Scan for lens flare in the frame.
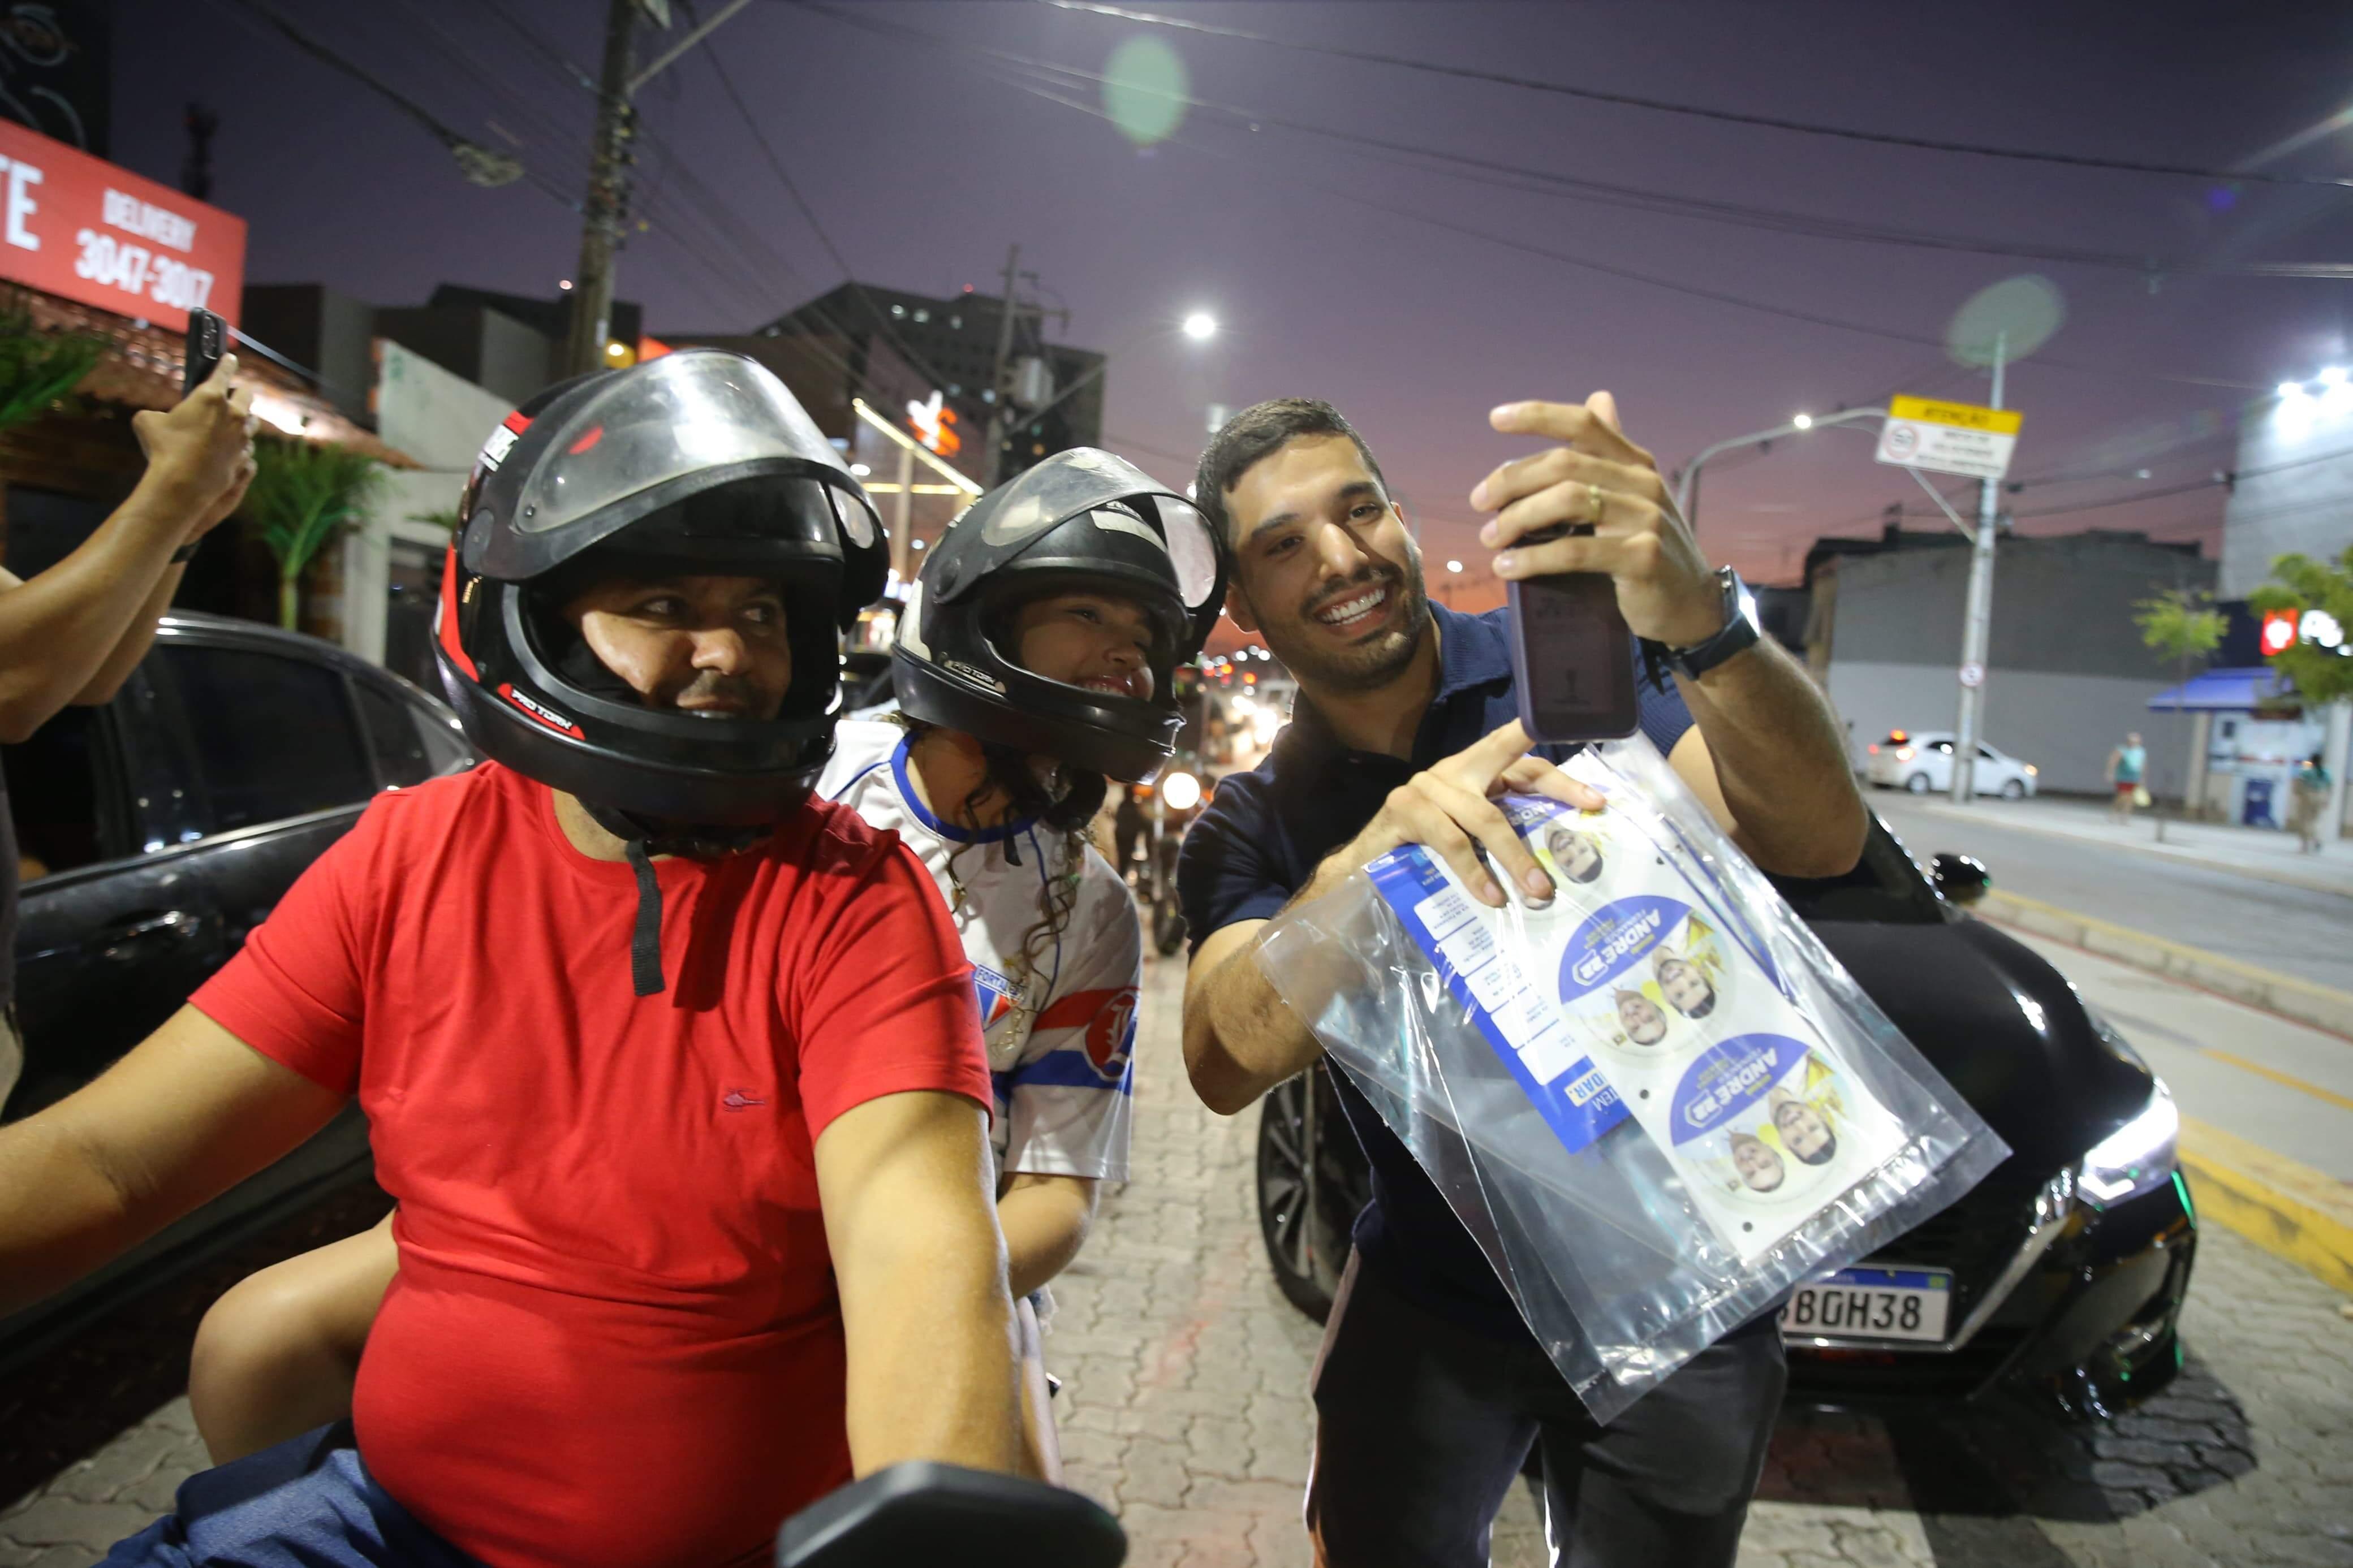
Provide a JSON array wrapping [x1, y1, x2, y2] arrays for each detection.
[[1103, 36, 1189, 147]]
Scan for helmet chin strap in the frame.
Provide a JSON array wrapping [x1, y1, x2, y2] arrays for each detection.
[[578, 798, 770, 998]]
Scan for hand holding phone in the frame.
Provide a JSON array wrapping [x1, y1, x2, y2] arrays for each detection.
[[183, 306, 226, 396], [1507, 527, 1638, 744]]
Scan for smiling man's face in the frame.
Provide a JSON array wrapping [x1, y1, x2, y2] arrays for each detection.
[[1221, 434, 1430, 693], [564, 573, 792, 720]]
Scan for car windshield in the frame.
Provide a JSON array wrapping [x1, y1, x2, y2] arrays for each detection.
[[1766, 816, 1946, 926]]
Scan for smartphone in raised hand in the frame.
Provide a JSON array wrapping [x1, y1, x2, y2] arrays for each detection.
[[182, 306, 225, 396], [1507, 525, 1638, 744]]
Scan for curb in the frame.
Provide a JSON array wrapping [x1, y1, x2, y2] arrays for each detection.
[[2178, 1117, 2353, 1295], [1979, 889, 2353, 1043]]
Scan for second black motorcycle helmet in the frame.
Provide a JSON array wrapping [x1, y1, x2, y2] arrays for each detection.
[[893, 447, 1223, 782], [435, 349, 888, 828]]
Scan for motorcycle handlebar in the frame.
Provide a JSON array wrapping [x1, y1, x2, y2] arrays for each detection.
[[777, 1462, 1126, 1568]]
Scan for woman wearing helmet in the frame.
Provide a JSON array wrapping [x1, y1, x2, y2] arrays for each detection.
[[141, 355, 1027, 1566], [816, 448, 1223, 1471]]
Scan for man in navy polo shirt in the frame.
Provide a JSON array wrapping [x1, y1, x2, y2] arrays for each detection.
[[1176, 395, 1866, 1568]]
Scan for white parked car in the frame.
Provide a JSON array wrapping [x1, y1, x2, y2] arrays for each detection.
[[1864, 730, 2039, 797]]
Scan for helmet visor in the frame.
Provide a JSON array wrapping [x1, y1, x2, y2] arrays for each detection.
[[513, 352, 875, 548], [976, 449, 1219, 610]]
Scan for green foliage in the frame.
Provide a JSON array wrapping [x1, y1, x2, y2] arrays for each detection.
[[2249, 545, 2353, 707], [243, 437, 388, 630], [0, 304, 106, 436], [406, 506, 462, 533], [2133, 587, 2225, 667]]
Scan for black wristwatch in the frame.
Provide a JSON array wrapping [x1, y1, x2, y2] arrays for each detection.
[[1663, 566, 1760, 680]]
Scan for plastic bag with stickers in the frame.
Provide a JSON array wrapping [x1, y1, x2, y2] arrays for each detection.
[[1255, 733, 2009, 1423]]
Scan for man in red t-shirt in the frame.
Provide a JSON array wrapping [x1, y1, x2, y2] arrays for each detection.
[[0, 355, 1023, 1568]]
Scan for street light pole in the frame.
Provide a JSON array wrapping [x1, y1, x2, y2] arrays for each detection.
[[1949, 332, 2007, 805], [1672, 408, 1883, 532]]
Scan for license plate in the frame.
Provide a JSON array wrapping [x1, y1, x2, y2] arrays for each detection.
[[1781, 1265, 1951, 1343]]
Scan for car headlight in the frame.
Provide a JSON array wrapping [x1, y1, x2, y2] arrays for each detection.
[[1161, 770, 1203, 812], [2077, 1082, 2179, 1210]]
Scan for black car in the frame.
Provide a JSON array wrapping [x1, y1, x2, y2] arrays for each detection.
[[0, 612, 472, 1370], [1254, 816, 2196, 1419]]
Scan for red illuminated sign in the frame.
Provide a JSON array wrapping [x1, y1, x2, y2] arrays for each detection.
[[0, 119, 245, 330], [2260, 610, 2299, 657]]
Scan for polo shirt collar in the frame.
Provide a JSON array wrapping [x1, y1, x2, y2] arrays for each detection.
[[1277, 601, 1512, 769]]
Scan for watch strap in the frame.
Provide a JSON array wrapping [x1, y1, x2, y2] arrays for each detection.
[[1665, 567, 1759, 680]]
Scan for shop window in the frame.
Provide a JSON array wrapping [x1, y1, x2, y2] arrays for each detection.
[[146, 646, 374, 832]]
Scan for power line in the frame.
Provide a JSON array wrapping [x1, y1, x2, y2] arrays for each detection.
[[899, 15, 2349, 283], [1037, 0, 2353, 192], [804, 3, 2261, 396]]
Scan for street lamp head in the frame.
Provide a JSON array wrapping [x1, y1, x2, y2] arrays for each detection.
[[1792, 413, 1813, 430], [1445, 559, 1463, 573], [1181, 312, 1218, 342], [2279, 380, 2308, 399], [2323, 366, 2349, 386]]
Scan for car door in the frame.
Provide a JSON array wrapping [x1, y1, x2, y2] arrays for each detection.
[[3, 688, 227, 1120], [134, 633, 380, 960]]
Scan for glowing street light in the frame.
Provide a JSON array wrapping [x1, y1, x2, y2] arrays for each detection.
[[1445, 559, 1463, 573], [2279, 381, 2308, 399], [1792, 413, 1814, 430], [2323, 366, 2348, 386], [1182, 312, 1218, 341]]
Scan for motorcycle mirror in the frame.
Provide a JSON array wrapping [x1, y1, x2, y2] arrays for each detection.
[[777, 1462, 1126, 1568], [1931, 852, 1991, 906]]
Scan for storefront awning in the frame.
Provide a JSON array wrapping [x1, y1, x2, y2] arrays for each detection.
[[2145, 667, 2292, 712]]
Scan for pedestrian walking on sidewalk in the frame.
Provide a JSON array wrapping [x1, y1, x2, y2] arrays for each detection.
[[2288, 751, 2332, 853], [2108, 731, 2149, 824], [1176, 396, 1867, 1568]]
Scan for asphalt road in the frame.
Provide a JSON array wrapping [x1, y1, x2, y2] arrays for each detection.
[[1867, 794, 2353, 996]]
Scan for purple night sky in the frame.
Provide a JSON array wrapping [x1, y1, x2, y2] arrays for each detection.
[[113, 1, 2353, 593]]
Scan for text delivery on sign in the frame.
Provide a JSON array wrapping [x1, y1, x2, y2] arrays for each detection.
[[0, 118, 245, 331]]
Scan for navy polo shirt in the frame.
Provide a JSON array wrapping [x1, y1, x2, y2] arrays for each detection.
[[1177, 601, 1692, 1336]]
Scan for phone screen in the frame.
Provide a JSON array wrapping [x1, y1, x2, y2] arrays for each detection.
[[1509, 571, 1638, 743]]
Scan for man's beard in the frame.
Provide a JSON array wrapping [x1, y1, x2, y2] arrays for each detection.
[[1249, 554, 1433, 695]]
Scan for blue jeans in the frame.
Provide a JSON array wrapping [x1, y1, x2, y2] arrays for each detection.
[[97, 1422, 479, 1568]]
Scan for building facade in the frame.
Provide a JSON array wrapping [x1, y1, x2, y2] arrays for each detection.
[[1817, 531, 2213, 796], [2221, 380, 2353, 599]]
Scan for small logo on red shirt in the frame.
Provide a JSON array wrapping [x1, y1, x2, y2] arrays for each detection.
[[721, 1090, 766, 1111]]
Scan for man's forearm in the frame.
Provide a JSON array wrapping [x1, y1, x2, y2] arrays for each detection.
[[1673, 638, 1867, 878], [1183, 922, 1327, 1116], [842, 1230, 1021, 1475], [0, 1117, 146, 1315], [72, 559, 187, 706], [0, 477, 197, 738]]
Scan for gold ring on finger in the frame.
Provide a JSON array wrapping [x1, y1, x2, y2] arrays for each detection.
[[1588, 481, 1605, 523]]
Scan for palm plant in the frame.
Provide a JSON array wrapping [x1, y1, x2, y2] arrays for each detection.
[[0, 303, 105, 437], [244, 436, 387, 630]]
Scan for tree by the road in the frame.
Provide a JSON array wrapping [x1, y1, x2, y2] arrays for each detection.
[[243, 437, 387, 632]]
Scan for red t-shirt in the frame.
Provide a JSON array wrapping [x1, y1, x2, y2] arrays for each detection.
[[191, 762, 989, 1568]]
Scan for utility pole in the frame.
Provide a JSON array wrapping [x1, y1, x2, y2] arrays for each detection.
[[982, 244, 1023, 485], [563, 0, 641, 379], [1949, 331, 2006, 805]]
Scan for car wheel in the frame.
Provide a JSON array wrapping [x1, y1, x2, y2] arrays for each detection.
[[2001, 778, 2026, 799], [1256, 1066, 1368, 1323], [1906, 772, 1932, 793]]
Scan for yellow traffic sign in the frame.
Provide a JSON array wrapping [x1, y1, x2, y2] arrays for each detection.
[[1876, 395, 2024, 481]]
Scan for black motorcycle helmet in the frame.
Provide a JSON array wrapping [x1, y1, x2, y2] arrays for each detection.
[[434, 349, 887, 830], [893, 448, 1223, 783]]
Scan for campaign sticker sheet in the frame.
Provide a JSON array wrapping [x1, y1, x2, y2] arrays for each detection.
[[1367, 781, 1906, 1262]]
